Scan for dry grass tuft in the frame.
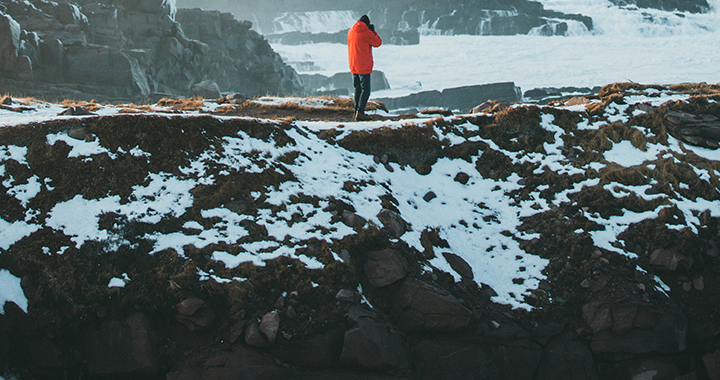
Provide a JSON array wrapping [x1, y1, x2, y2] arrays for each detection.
[[156, 97, 205, 111]]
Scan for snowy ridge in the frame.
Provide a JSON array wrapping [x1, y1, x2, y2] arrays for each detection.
[[1, 85, 719, 314]]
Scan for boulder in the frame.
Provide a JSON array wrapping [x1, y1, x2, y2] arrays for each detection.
[[442, 252, 474, 280], [535, 334, 598, 380], [166, 346, 294, 380], [649, 247, 686, 272], [340, 313, 409, 371], [83, 313, 162, 375], [377, 208, 411, 238], [341, 210, 367, 229], [175, 298, 216, 331], [412, 339, 543, 380], [364, 249, 410, 287], [336, 289, 359, 303], [259, 311, 280, 345], [244, 321, 269, 348], [582, 298, 687, 353], [390, 278, 471, 332], [704, 350, 720, 380], [665, 109, 720, 149], [270, 325, 345, 368], [190, 79, 221, 99], [378, 82, 522, 113]]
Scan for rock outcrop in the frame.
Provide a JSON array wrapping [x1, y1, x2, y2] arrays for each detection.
[[378, 82, 523, 112], [184, 0, 594, 41], [0, 0, 303, 102]]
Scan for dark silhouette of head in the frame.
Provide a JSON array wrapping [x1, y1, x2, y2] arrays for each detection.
[[359, 15, 370, 26]]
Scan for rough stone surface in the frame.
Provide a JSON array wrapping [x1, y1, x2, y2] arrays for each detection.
[[582, 298, 687, 353], [244, 321, 269, 348], [259, 311, 280, 345], [190, 80, 222, 99], [364, 249, 410, 287], [340, 315, 409, 371], [379, 82, 522, 113], [83, 313, 161, 375], [390, 278, 471, 332], [341, 210, 367, 229], [704, 350, 720, 380], [535, 335, 598, 380], [271, 325, 345, 368], [377, 208, 411, 238], [442, 252, 474, 279], [649, 247, 686, 272], [0, 2, 303, 102]]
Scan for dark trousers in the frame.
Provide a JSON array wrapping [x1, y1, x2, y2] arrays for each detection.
[[353, 73, 371, 113]]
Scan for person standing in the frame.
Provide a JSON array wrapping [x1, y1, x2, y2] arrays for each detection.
[[347, 15, 382, 121]]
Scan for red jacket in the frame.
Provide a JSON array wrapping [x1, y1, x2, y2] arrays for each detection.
[[347, 21, 382, 75]]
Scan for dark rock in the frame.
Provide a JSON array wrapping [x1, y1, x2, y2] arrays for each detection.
[[0, 95, 11, 105], [0, 329, 7, 368], [649, 247, 686, 272], [341, 210, 367, 228], [259, 311, 280, 345], [413, 339, 543, 380], [707, 239, 719, 257], [665, 109, 720, 149], [176, 303, 216, 331], [582, 298, 687, 353], [378, 82, 522, 113], [61, 106, 95, 116], [340, 314, 409, 371], [453, 171, 470, 184], [228, 320, 246, 343], [442, 252, 474, 279], [166, 345, 294, 380], [244, 321, 269, 348], [390, 278, 471, 332], [190, 79, 221, 99], [364, 249, 410, 287], [704, 350, 720, 380], [271, 325, 345, 368], [286, 305, 297, 318], [67, 126, 92, 141], [377, 208, 411, 238], [1, 2, 303, 103], [629, 359, 678, 380], [83, 313, 161, 375], [336, 289, 358, 303], [423, 191, 436, 202], [535, 334, 598, 380], [177, 297, 205, 316]]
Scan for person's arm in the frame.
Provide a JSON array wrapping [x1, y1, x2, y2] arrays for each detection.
[[367, 26, 382, 47]]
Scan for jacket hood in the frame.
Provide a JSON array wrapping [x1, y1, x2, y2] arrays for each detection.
[[351, 20, 370, 33]]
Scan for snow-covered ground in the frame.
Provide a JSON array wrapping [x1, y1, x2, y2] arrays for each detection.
[[272, 0, 720, 98], [2, 87, 720, 312]]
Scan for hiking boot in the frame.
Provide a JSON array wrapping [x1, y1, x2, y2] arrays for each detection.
[[354, 111, 372, 121]]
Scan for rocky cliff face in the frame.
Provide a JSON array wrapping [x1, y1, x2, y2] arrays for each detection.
[[0, 0, 303, 102]]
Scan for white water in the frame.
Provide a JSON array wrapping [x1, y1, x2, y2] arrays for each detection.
[[271, 10, 359, 34], [271, 1, 720, 97]]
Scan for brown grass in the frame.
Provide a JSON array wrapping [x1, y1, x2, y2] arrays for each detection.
[[156, 97, 206, 111]]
